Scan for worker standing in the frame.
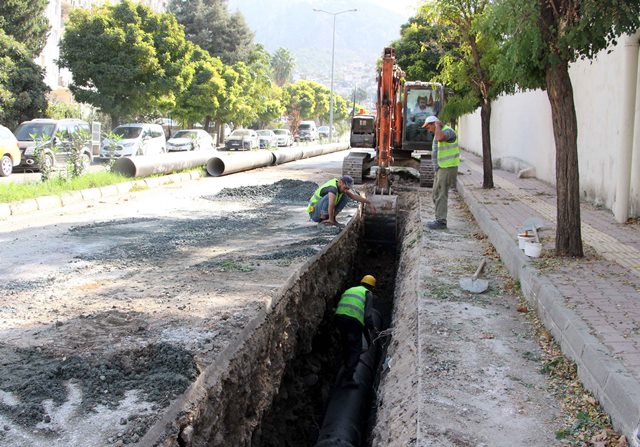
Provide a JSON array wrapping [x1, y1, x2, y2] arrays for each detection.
[[335, 275, 377, 388], [307, 175, 376, 226], [422, 116, 459, 230]]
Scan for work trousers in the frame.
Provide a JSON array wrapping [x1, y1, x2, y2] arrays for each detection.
[[432, 166, 458, 222], [335, 314, 363, 380], [309, 193, 349, 222]]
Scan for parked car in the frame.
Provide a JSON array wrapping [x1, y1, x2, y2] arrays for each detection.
[[318, 125, 337, 139], [256, 130, 276, 149], [0, 124, 20, 177], [101, 123, 166, 158], [272, 129, 294, 147], [167, 129, 214, 152], [224, 129, 259, 151], [14, 118, 93, 171], [296, 121, 318, 141]]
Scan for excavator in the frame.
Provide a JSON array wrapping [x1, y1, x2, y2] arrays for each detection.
[[344, 47, 444, 245]]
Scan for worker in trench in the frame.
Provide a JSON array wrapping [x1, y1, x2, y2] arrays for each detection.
[[334, 275, 379, 388], [307, 175, 376, 226]]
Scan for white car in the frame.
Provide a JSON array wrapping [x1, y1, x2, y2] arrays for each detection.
[[224, 129, 259, 151], [101, 123, 166, 158], [167, 129, 214, 152], [272, 129, 294, 147], [257, 130, 276, 149]]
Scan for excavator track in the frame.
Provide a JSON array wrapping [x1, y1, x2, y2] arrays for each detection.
[[364, 194, 397, 246], [419, 154, 435, 188], [342, 152, 373, 185]]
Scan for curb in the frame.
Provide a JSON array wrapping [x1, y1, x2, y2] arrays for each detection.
[[457, 177, 640, 442], [0, 170, 203, 219]]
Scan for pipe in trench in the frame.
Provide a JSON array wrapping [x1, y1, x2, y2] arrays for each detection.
[[112, 150, 220, 178], [314, 309, 384, 447]]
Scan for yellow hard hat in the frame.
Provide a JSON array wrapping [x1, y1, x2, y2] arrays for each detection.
[[361, 275, 376, 287]]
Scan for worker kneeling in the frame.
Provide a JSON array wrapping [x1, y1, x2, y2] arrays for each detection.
[[307, 175, 375, 226], [335, 275, 377, 388]]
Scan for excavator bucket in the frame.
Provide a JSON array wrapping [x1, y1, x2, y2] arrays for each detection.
[[364, 194, 398, 246]]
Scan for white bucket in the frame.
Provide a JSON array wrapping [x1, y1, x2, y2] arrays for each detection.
[[518, 234, 535, 249], [524, 241, 542, 258]]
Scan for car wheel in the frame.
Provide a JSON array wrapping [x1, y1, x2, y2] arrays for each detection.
[[81, 153, 91, 171], [0, 154, 13, 177], [43, 153, 55, 170]]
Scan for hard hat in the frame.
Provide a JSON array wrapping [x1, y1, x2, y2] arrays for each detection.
[[361, 275, 376, 287]]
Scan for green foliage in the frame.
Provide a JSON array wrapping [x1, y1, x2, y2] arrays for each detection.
[[47, 100, 82, 120], [58, 0, 193, 125], [101, 131, 122, 172], [282, 81, 318, 121], [31, 134, 54, 182], [271, 47, 295, 87], [489, 0, 640, 90], [390, 13, 452, 82], [0, 0, 49, 55], [169, 0, 254, 65], [0, 171, 130, 203], [172, 45, 226, 127], [66, 129, 91, 179], [0, 30, 49, 129]]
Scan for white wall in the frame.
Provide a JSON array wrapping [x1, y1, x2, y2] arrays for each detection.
[[458, 33, 640, 217]]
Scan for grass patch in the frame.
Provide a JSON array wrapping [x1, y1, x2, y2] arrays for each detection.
[[0, 172, 130, 203]]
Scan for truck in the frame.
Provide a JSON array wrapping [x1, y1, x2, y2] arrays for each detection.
[[344, 47, 445, 244]]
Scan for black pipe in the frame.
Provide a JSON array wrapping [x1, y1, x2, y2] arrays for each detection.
[[314, 310, 383, 447]]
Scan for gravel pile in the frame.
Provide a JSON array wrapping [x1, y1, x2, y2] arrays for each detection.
[[208, 179, 319, 204]]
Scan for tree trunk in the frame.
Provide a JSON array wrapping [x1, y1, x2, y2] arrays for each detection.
[[545, 62, 584, 257], [480, 100, 494, 189]]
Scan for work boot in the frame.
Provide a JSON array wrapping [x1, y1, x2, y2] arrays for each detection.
[[427, 219, 447, 230]]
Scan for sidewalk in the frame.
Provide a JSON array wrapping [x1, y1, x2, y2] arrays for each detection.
[[456, 150, 640, 444]]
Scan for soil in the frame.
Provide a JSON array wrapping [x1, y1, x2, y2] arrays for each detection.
[[0, 151, 571, 446]]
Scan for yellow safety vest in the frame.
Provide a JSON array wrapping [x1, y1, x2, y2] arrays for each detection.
[[436, 125, 460, 168], [335, 285, 367, 326], [307, 178, 344, 214]]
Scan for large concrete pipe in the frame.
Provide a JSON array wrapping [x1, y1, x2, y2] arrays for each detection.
[[206, 151, 276, 176], [112, 150, 220, 178], [314, 309, 383, 447], [273, 147, 304, 165]]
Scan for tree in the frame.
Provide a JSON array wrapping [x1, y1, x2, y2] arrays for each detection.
[[0, 0, 49, 55], [0, 30, 49, 129], [423, 0, 503, 189], [390, 13, 451, 82], [172, 46, 226, 128], [168, 0, 254, 65], [491, 0, 640, 257], [59, 0, 193, 125], [270, 47, 295, 87], [282, 81, 317, 130]]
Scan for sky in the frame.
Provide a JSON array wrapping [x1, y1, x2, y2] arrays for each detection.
[[369, 0, 422, 19]]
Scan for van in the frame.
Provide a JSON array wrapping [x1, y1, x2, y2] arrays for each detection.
[[297, 121, 318, 141], [14, 118, 94, 171], [100, 123, 166, 158]]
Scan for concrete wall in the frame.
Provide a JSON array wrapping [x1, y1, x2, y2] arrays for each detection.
[[458, 32, 640, 218]]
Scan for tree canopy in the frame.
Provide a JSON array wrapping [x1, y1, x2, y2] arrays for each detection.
[[490, 0, 640, 256], [58, 0, 193, 125], [270, 47, 296, 87], [168, 0, 254, 65], [0, 0, 49, 55], [0, 30, 49, 129]]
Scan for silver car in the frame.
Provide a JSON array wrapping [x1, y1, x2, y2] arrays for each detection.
[[224, 129, 259, 151], [272, 129, 294, 147], [167, 129, 214, 151]]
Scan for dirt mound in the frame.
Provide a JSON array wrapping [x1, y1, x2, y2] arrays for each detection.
[[209, 179, 319, 204]]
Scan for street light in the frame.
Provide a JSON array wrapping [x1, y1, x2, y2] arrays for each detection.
[[313, 8, 357, 142]]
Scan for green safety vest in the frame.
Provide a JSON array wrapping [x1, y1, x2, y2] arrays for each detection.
[[307, 178, 344, 214], [335, 285, 368, 326], [436, 125, 460, 168]]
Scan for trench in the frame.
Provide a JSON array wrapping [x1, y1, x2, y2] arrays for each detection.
[[250, 195, 411, 447], [143, 189, 417, 447]]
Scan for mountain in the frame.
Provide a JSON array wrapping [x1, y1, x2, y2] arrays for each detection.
[[227, 0, 412, 106]]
